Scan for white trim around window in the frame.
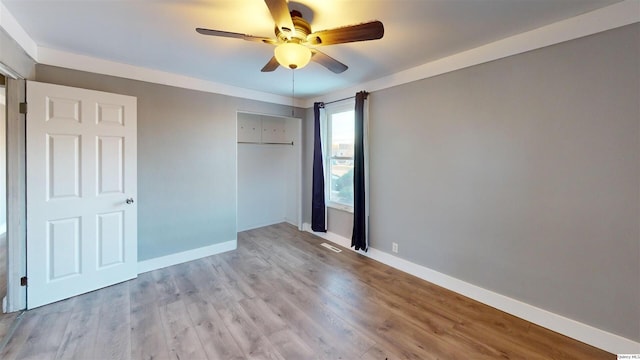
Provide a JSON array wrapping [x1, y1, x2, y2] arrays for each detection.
[[324, 99, 355, 213]]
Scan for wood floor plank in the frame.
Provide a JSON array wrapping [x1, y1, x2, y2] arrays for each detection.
[[54, 308, 100, 360], [14, 310, 71, 360], [168, 261, 201, 297], [130, 303, 171, 360], [185, 259, 238, 305], [359, 343, 406, 360], [183, 292, 246, 360], [266, 329, 316, 360], [93, 282, 131, 360], [219, 251, 374, 359], [284, 225, 595, 359], [247, 234, 471, 359], [53, 288, 103, 359], [216, 302, 285, 360], [0, 223, 614, 359], [259, 268, 377, 357], [238, 296, 288, 335], [251, 224, 612, 359], [1, 312, 38, 360], [236, 295, 321, 359], [158, 299, 208, 360], [258, 288, 358, 360], [212, 255, 258, 302], [129, 270, 173, 360], [0, 312, 19, 346], [129, 271, 160, 307], [151, 267, 181, 305]]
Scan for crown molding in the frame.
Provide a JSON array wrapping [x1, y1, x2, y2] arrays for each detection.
[[36, 47, 305, 107], [0, 1, 637, 107], [0, 1, 37, 60], [303, 0, 640, 107]]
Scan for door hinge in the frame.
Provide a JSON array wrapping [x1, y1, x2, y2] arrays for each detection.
[[19, 102, 27, 114], [20, 276, 27, 286]]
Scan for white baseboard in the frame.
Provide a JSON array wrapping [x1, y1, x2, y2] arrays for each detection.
[[302, 223, 640, 354], [137, 239, 237, 274], [239, 219, 287, 233], [239, 219, 301, 233]]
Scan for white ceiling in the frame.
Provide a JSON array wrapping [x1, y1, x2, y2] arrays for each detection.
[[1, 0, 623, 99]]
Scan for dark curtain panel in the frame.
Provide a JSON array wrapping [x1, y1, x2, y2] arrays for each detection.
[[351, 91, 368, 251], [311, 102, 327, 232]]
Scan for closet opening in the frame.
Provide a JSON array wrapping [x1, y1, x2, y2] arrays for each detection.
[[236, 112, 302, 232]]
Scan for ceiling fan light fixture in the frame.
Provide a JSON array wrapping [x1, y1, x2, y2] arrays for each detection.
[[274, 42, 311, 70]]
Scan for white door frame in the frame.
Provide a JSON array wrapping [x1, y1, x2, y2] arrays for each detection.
[[1, 62, 27, 313]]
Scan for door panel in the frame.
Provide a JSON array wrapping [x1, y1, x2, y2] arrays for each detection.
[[47, 134, 81, 199], [97, 211, 125, 268], [46, 96, 81, 125], [26, 80, 137, 309], [97, 136, 124, 195], [96, 103, 125, 126], [47, 217, 81, 280]]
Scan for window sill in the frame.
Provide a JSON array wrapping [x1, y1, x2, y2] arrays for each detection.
[[327, 202, 353, 214]]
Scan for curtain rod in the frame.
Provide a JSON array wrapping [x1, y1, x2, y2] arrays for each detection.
[[321, 91, 369, 106], [322, 96, 354, 105]]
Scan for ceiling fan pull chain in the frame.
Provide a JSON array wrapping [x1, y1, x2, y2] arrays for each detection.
[[291, 69, 295, 117]]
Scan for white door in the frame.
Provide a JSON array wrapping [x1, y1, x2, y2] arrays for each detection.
[[26, 81, 137, 309]]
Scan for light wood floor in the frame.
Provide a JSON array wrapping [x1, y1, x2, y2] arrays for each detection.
[[0, 223, 612, 359]]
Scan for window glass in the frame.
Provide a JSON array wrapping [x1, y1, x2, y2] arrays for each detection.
[[327, 108, 354, 209]]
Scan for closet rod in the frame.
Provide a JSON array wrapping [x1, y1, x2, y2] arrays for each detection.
[[237, 141, 294, 146]]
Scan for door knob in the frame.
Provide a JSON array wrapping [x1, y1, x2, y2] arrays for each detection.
[[126, 198, 135, 204]]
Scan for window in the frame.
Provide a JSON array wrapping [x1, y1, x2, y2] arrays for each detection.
[[325, 102, 355, 211]]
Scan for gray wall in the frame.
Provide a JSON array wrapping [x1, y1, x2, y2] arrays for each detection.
[[326, 209, 353, 239], [36, 65, 303, 261], [304, 24, 640, 341]]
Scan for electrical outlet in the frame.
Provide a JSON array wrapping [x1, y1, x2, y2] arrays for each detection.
[[392, 242, 398, 253]]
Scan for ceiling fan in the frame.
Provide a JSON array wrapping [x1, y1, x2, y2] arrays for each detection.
[[196, 0, 384, 73]]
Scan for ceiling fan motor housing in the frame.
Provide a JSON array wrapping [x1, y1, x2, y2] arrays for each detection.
[[276, 10, 312, 42]]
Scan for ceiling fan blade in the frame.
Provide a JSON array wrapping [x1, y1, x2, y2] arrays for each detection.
[[264, 0, 295, 37], [261, 56, 280, 72], [307, 21, 384, 46], [196, 28, 275, 44], [311, 49, 348, 74]]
